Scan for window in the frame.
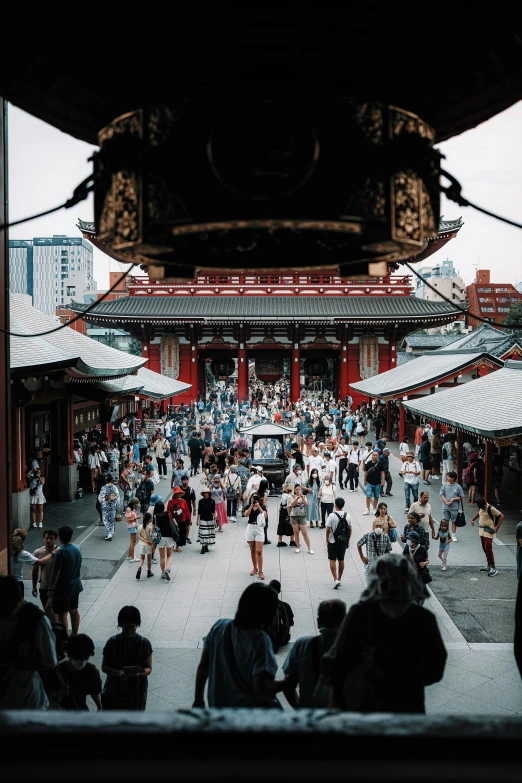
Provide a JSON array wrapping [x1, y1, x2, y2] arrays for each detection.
[[66, 286, 76, 297], [479, 298, 490, 303], [498, 297, 509, 303], [498, 307, 510, 313], [481, 307, 494, 313], [484, 288, 492, 293], [512, 298, 520, 303], [477, 288, 484, 292]]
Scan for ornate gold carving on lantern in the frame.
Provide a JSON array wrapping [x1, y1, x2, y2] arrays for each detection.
[[93, 93, 441, 277]]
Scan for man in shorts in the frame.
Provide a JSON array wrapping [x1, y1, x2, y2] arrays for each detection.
[[47, 525, 83, 635], [31, 528, 58, 619], [325, 498, 352, 589]]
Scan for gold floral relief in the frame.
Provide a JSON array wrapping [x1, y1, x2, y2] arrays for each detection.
[[392, 171, 422, 245], [113, 170, 140, 246], [353, 103, 384, 145]]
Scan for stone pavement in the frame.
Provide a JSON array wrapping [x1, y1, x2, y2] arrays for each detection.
[[20, 447, 522, 716]]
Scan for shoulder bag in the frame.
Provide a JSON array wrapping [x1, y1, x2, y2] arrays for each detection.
[[387, 517, 398, 543], [455, 497, 467, 528]]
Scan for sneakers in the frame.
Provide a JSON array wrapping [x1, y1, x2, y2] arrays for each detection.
[[161, 573, 167, 580], [452, 536, 458, 542], [147, 570, 154, 578], [431, 475, 440, 480], [136, 567, 142, 580], [295, 548, 301, 553], [385, 493, 393, 497], [152, 557, 158, 564], [349, 489, 354, 493], [32, 522, 37, 528], [277, 542, 288, 547], [333, 580, 340, 589], [187, 538, 192, 544], [104, 535, 112, 541], [308, 549, 315, 555], [289, 541, 297, 547], [165, 569, 171, 581], [441, 566, 447, 571], [422, 480, 431, 485], [363, 510, 371, 515], [38, 522, 43, 528], [488, 568, 498, 577], [479, 566, 489, 572], [229, 517, 236, 523]]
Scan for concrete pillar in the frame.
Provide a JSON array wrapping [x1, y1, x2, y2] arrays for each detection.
[[456, 429, 464, 485], [484, 440, 493, 502]]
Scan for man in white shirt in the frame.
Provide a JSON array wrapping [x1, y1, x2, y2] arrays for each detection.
[[245, 466, 262, 500], [400, 451, 422, 513], [307, 446, 324, 477], [334, 438, 350, 489], [409, 490, 436, 545], [358, 442, 372, 471]]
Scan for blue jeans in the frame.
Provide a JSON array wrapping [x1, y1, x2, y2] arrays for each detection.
[[365, 483, 381, 500], [404, 482, 419, 508]]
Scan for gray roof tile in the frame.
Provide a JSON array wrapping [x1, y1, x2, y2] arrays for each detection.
[[76, 295, 461, 322], [350, 350, 502, 398], [404, 333, 461, 348], [10, 294, 146, 378], [402, 364, 522, 438], [95, 367, 191, 400]]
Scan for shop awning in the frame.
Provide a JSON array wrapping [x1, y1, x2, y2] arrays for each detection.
[[402, 361, 522, 440]]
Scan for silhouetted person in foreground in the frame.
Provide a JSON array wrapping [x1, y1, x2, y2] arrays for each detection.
[[321, 553, 447, 713]]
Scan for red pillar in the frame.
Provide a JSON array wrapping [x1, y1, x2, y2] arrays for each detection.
[[190, 329, 199, 402], [456, 429, 464, 485], [339, 334, 349, 400], [238, 326, 248, 404], [399, 402, 405, 442], [386, 400, 391, 438], [484, 440, 493, 502], [291, 335, 301, 403]]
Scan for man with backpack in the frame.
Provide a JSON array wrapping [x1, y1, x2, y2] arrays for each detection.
[[268, 580, 295, 652], [325, 497, 352, 589]]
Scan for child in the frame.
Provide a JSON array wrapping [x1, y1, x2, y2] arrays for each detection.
[[434, 519, 452, 571], [136, 512, 154, 580]]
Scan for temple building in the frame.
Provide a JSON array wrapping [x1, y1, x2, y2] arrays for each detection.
[[75, 220, 464, 406]]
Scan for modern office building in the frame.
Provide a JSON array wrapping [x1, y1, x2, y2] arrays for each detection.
[[413, 258, 466, 334], [466, 269, 522, 328], [9, 235, 95, 314]]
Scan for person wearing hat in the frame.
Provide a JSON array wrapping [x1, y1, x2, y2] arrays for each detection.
[[403, 530, 430, 605], [379, 447, 393, 498], [400, 451, 422, 513], [321, 554, 446, 712], [167, 487, 191, 552], [197, 487, 217, 554], [245, 466, 262, 501], [125, 497, 142, 562]]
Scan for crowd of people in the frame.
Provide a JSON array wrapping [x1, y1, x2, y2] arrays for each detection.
[[4, 379, 516, 712]]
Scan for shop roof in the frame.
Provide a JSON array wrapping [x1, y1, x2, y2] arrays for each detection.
[[402, 361, 522, 440], [95, 367, 191, 400], [73, 295, 462, 324], [350, 350, 503, 399], [401, 333, 462, 350], [10, 294, 146, 379]]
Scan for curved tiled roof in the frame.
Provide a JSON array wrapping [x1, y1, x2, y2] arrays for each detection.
[[10, 294, 146, 378], [350, 351, 503, 398], [75, 295, 461, 322], [402, 362, 522, 439], [95, 367, 191, 400]]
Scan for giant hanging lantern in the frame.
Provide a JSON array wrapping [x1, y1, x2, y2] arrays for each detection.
[[93, 95, 440, 279], [210, 358, 235, 380], [303, 358, 329, 379], [255, 357, 284, 384]]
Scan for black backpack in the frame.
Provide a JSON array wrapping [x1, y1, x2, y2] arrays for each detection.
[[269, 601, 291, 651], [333, 512, 351, 545]]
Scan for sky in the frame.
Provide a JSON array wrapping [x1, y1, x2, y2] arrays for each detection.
[[7, 100, 522, 289]]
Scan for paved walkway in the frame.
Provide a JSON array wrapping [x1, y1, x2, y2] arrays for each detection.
[[20, 446, 521, 715]]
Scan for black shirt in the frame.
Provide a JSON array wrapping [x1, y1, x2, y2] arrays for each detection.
[[364, 458, 383, 486], [154, 511, 172, 538], [188, 437, 203, 458], [292, 450, 305, 469], [59, 661, 102, 710], [198, 497, 216, 520]]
